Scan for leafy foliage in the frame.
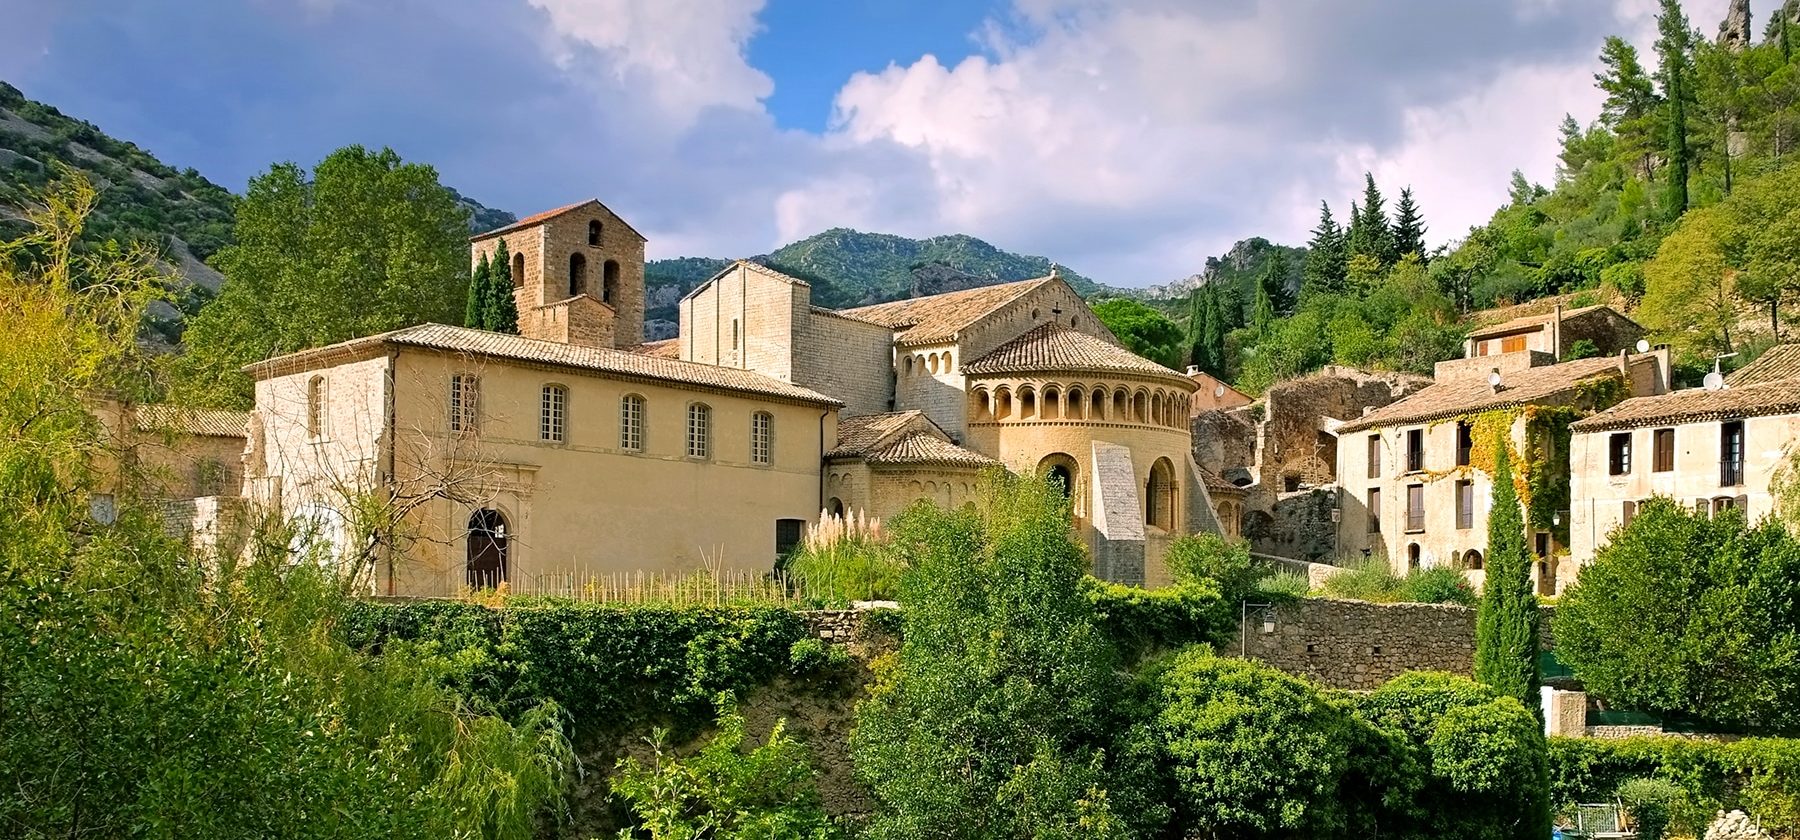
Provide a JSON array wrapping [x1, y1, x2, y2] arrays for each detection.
[[168, 145, 472, 407], [1553, 497, 1800, 731], [1162, 532, 1266, 602], [1546, 736, 1800, 837], [1317, 557, 1476, 605], [1475, 436, 1540, 704], [1092, 297, 1184, 369]]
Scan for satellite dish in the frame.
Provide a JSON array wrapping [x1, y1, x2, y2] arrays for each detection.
[[1214, 385, 1226, 398], [1488, 369, 1503, 389], [1636, 339, 1650, 353], [1704, 370, 1725, 391]]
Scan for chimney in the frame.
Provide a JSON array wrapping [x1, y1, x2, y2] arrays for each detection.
[[1187, 365, 1201, 376], [1552, 303, 1563, 361]]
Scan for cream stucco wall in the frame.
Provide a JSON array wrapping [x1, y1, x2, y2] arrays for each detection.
[[824, 461, 987, 524], [1570, 411, 1800, 565]]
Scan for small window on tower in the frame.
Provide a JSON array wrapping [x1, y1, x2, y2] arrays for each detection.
[[588, 219, 602, 246], [603, 260, 620, 304]]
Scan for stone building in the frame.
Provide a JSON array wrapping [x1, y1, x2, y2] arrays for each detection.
[[242, 200, 1229, 593], [1463, 303, 1643, 359], [1334, 344, 1669, 595], [1568, 344, 1800, 565], [1186, 368, 1252, 413], [90, 400, 251, 553]]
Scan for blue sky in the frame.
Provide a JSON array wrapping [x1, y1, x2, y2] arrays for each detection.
[[0, 0, 1727, 285]]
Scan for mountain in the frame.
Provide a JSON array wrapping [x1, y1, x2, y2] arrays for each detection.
[[1141, 237, 1305, 302], [449, 186, 517, 236], [642, 228, 1108, 339]]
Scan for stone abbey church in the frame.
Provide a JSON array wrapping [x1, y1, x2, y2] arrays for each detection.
[[242, 200, 1231, 595]]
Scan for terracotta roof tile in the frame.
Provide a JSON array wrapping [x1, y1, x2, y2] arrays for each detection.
[[1198, 466, 1243, 495], [962, 323, 1195, 386], [1728, 344, 1800, 387], [835, 277, 1052, 345], [1339, 356, 1631, 433], [628, 338, 680, 359], [863, 431, 1000, 468], [245, 324, 840, 407], [133, 404, 251, 438], [1570, 378, 1800, 432], [827, 411, 926, 458]]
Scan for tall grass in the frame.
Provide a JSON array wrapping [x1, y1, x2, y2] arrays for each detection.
[[784, 509, 902, 606], [1318, 556, 1476, 605]]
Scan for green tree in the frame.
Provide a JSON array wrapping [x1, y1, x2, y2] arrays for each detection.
[[1093, 298, 1184, 370], [1251, 277, 1277, 340], [1303, 201, 1349, 297], [1642, 206, 1738, 357], [169, 145, 471, 408], [1596, 35, 1662, 176], [1656, 0, 1696, 219], [1201, 289, 1227, 376], [466, 253, 492, 329], [1392, 187, 1428, 263], [1474, 437, 1539, 705], [1187, 286, 1214, 372], [1259, 250, 1295, 316], [1554, 498, 1800, 730], [488, 238, 520, 334], [851, 473, 1165, 839], [1347, 174, 1394, 264]]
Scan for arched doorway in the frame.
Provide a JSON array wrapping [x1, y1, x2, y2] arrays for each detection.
[[1146, 457, 1176, 530], [1038, 453, 1078, 499], [1406, 543, 1422, 571], [827, 497, 845, 517], [1461, 549, 1484, 570], [466, 508, 509, 589]]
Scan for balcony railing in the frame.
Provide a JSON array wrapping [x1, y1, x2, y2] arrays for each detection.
[[1721, 459, 1745, 487]]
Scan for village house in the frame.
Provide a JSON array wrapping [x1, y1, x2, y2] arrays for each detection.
[[1463, 303, 1644, 359], [239, 200, 1229, 594], [1568, 344, 1800, 565], [1333, 326, 1669, 594]]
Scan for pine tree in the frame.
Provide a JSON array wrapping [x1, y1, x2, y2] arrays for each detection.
[[1391, 188, 1427, 263], [488, 239, 520, 334], [1346, 174, 1393, 264], [1258, 251, 1294, 316], [1474, 436, 1540, 704], [1301, 201, 1348, 297], [1596, 35, 1662, 177], [1656, 0, 1696, 219], [466, 253, 492, 329]]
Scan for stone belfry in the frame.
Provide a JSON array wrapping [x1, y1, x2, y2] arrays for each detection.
[[468, 199, 647, 349]]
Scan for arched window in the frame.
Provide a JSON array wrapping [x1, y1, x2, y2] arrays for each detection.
[[1091, 388, 1105, 420], [588, 219, 602, 246], [306, 375, 325, 438], [827, 497, 845, 517], [928, 354, 940, 375], [569, 252, 588, 297], [619, 394, 645, 451], [540, 384, 567, 443], [1020, 386, 1037, 420], [1133, 390, 1149, 423], [1067, 387, 1085, 420], [449, 374, 479, 433], [751, 411, 773, 465], [1146, 457, 1176, 530], [603, 260, 620, 304], [903, 356, 914, 377], [1042, 385, 1061, 419], [996, 389, 1013, 420], [1152, 392, 1163, 426], [1039, 453, 1078, 499], [1407, 543, 1422, 571], [510, 252, 525, 288], [686, 403, 711, 458], [1462, 549, 1484, 570], [1114, 389, 1129, 421], [466, 508, 509, 589]]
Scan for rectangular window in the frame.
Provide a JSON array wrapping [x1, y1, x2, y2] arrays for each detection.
[[1608, 432, 1632, 475], [306, 375, 326, 438], [751, 412, 772, 465], [1622, 499, 1637, 527], [449, 374, 479, 433], [687, 403, 711, 458], [1721, 421, 1745, 487], [732, 318, 740, 349], [775, 518, 805, 561], [1367, 434, 1382, 478], [1501, 334, 1527, 353], [1455, 421, 1473, 467], [1455, 480, 1474, 529], [1653, 428, 1675, 472], [1367, 488, 1381, 534], [619, 395, 644, 452], [1405, 428, 1424, 473], [1405, 484, 1424, 532], [540, 385, 566, 443]]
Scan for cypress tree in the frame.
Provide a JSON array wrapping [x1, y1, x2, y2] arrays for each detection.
[[1187, 287, 1213, 372], [488, 239, 520, 334], [1251, 279, 1276, 341], [1258, 251, 1294, 316], [1202, 289, 1226, 376], [466, 254, 492, 329], [1474, 435, 1540, 704], [1301, 201, 1348, 298], [1392, 188, 1427, 263], [1655, 0, 1694, 220]]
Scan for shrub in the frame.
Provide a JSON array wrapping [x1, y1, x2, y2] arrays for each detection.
[[1554, 497, 1800, 730], [1475, 438, 1540, 705], [1254, 570, 1312, 601], [1086, 577, 1232, 660], [1401, 566, 1477, 606], [852, 472, 1167, 839], [1617, 777, 1683, 840], [1318, 555, 1407, 601], [611, 701, 837, 839], [785, 511, 900, 605], [1163, 532, 1267, 602], [1546, 736, 1800, 837]]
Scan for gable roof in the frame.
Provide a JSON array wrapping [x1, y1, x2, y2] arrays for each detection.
[[1728, 344, 1800, 387], [1570, 378, 1800, 432], [244, 324, 840, 407], [134, 404, 251, 438], [962, 323, 1195, 387], [469, 198, 647, 243], [835, 277, 1054, 345], [828, 411, 930, 458], [1339, 355, 1631, 433], [1465, 304, 1625, 339], [863, 431, 1000, 468]]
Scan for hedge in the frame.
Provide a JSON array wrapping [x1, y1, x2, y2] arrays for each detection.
[[1547, 736, 1800, 834], [340, 599, 808, 733]]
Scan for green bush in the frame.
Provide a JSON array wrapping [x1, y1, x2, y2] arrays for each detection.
[[1163, 532, 1267, 602], [1253, 570, 1312, 601], [786, 637, 850, 677], [1401, 566, 1477, 606], [784, 519, 901, 605], [611, 701, 837, 839], [1319, 558, 1474, 605], [1616, 777, 1682, 840], [1086, 577, 1232, 660], [1546, 736, 1800, 836]]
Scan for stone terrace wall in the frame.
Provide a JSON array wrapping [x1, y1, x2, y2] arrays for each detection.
[[1232, 598, 1556, 690]]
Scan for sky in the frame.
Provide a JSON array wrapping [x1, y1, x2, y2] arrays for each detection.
[[0, 0, 1733, 287]]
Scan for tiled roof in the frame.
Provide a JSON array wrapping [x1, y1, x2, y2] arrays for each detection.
[[1465, 304, 1615, 339], [835, 277, 1053, 345], [827, 411, 926, 458], [1570, 379, 1800, 432], [469, 198, 646, 242], [1339, 356, 1630, 433], [1728, 344, 1800, 387], [245, 324, 840, 407], [629, 338, 680, 359], [962, 323, 1195, 386], [863, 431, 1000, 468], [1198, 466, 1244, 495], [133, 404, 251, 438]]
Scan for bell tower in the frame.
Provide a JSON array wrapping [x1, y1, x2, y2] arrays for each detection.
[[468, 199, 647, 348]]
